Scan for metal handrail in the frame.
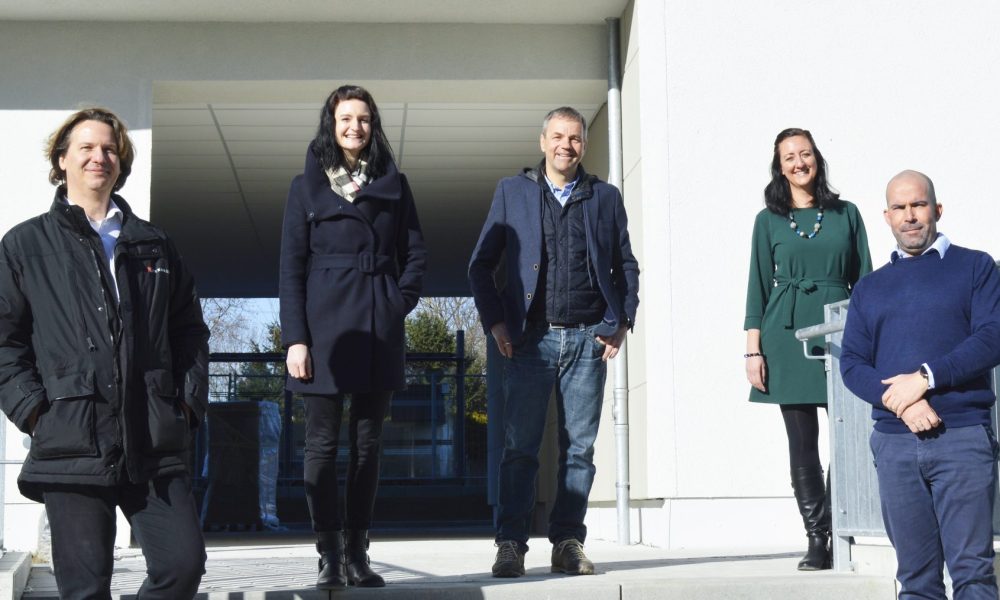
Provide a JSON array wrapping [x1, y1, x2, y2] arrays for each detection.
[[796, 320, 847, 362], [794, 321, 846, 342]]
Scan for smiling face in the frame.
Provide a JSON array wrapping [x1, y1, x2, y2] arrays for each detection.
[[333, 98, 372, 165], [884, 172, 943, 256], [540, 116, 586, 182], [58, 120, 121, 200], [777, 135, 818, 195]]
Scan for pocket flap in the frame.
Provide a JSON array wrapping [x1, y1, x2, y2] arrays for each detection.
[[42, 371, 95, 401], [144, 369, 177, 396]]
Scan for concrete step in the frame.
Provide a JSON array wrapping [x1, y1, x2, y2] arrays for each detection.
[[0, 552, 30, 600], [18, 538, 899, 599]]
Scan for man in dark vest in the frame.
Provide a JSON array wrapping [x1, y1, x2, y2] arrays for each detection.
[[841, 170, 1000, 599], [0, 107, 209, 599], [469, 106, 640, 578]]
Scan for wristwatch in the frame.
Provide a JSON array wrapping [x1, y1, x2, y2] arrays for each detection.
[[919, 365, 930, 384]]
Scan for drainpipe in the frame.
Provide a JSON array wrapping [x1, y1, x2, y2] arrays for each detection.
[[606, 16, 631, 546]]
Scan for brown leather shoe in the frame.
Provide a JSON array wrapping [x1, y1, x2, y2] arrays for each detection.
[[492, 541, 525, 578], [551, 539, 595, 575]]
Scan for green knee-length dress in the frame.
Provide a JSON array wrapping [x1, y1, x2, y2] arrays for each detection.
[[744, 200, 872, 405]]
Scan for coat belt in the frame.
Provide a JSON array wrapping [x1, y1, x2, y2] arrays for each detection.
[[772, 277, 848, 328], [309, 252, 394, 275]]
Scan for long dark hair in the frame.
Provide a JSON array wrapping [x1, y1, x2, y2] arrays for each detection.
[[311, 85, 395, 180], [763, 128, 839, 216]]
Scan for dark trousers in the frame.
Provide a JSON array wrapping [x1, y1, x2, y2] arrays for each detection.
[[42, 474, 206, 600], [303, 391, 392, 533], [871, 425, 999, 600]]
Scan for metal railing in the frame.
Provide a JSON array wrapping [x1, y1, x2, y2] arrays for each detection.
[[195, 343, 489, 529], [199, 371, 487, 486], [796, 299, 1000, 572]]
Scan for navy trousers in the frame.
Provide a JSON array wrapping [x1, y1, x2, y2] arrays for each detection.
[[42, 474, 206, 600], [871, 425, 999, 599]]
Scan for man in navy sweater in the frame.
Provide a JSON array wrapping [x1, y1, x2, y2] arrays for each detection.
[[841, 170, 1000, 599]]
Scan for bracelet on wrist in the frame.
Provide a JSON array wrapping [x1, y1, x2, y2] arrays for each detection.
[[744, 352, 763, 358]]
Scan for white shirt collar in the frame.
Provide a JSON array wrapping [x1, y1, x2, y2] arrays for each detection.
[[64, 196, 122, 221], [892, 233, 950, 262]]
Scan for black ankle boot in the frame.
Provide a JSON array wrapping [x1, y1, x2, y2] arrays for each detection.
[[316, 531, 348, 589], [345, 529, 385, 587], [790, 465, 832, 571]]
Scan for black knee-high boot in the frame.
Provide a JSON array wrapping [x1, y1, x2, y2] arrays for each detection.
[[316, 531, 348, 589], [790, 465, 832, 571]]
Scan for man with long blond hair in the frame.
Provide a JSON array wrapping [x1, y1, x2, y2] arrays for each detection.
[[0, 107, 209, 599]]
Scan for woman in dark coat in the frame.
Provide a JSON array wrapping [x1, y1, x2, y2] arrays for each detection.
[[280, 85, 426, 590]]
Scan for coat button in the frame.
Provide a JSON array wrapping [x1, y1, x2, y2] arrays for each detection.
[[532, 264, 539, 271], [308, 211, 315, 219], [526, 293, 532, 300]]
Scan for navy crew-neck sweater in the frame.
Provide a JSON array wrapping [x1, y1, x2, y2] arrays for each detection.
[[840, 245, 1000, 433]]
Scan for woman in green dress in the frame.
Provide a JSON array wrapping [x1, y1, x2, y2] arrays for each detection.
[[744, 128, 871, 571]]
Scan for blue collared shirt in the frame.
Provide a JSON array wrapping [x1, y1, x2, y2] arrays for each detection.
[[543, 174, 579, 207], [891, 233, 951, 388]]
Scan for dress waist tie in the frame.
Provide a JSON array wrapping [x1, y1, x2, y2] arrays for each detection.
[[772, 277, 848, 328]]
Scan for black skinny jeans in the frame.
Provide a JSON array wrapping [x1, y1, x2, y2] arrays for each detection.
[[303, 391, 392, 533], [42, 474, 206, 600]]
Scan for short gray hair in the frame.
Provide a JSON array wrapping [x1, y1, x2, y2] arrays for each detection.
[[541, 106, 588, 143]]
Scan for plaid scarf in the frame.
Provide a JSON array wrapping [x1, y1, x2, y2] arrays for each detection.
[[325, 160, 370, 203]]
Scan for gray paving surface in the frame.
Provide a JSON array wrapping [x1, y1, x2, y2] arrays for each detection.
[[19, 535, 898, 599]]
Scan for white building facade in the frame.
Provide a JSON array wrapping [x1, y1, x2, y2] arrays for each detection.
[[2, 0, 1000, 554]]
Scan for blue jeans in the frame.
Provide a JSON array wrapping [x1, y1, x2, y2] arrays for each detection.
[[495, 322, 608, 551], [870, 425, 999, 600]]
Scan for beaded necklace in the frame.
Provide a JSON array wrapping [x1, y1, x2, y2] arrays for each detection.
[[788, 206, 824, 239]]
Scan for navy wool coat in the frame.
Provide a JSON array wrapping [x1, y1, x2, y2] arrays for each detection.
[[280, 145, 426, 394], [468, 166, 640, 343]]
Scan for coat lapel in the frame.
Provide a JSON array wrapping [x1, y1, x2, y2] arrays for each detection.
[[301, 146, 402, 225], [584, 187, 600, 251], [354, 163, 402, 225]]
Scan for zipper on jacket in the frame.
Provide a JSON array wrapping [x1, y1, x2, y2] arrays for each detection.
[[87, 243, 128, 469]]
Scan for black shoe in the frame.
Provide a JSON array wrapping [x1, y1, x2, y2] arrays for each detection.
[[316, 532, 348, 590], [798, 532, 832, 571], [791, 465, 832, 571], [492, 540, 525, 578], [345, 529, 385, 587], [551, 539, 595, 575]]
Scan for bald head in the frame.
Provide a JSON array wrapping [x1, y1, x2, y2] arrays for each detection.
[[884, 169, 942, 257], [886, 170, 936, 207]]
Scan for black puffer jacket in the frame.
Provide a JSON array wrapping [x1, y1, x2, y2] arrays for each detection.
[[0, 191, 209, 501]]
